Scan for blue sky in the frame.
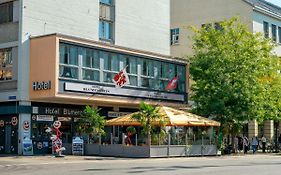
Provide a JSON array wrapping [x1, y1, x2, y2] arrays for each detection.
[[265, 0, 281, 7]]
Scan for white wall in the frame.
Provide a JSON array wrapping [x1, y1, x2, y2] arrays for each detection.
[[253, 11, 281, 56], [115, 0, 170, 55], [22, 0, 100, 40], [18, 0, 100, 101]]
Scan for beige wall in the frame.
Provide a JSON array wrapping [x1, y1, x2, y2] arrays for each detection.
[[171, 0, 253, 58], [29, 35, 57, 99]]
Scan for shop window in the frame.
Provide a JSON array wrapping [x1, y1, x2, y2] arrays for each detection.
[[0, 2, 13, 24], [0, 48, 12, 81]]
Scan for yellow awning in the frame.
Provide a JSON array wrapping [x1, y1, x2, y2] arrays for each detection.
[[106, 106, 220, 127]]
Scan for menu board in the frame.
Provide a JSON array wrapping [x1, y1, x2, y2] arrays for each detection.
[[72, 137, 84, 156]]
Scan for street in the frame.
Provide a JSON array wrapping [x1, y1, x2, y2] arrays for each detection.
[[0, 154, 280, 175]]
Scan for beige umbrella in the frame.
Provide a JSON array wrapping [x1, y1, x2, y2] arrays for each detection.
[[106, 106, 220, 127]]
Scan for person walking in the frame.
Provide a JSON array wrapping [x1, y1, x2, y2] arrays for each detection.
[[261, 135, 267, 153], [243, 136, 249, 154], [251, 136, 259, 154]]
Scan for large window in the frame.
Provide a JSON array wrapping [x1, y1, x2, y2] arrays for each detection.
[[59, 43, 186, 93], [263, 21, 269, 38], [170, 28, 179, 45], [272, 24, 277, 42], [0, 48, 12, 81], [0, 2, 13, 24]]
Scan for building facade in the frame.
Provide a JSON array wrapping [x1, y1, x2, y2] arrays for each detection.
[[0, 0, 188, 155], [171, 0, 281, 140]]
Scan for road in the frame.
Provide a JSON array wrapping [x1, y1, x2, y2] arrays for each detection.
[[0, 154, 280, 175]]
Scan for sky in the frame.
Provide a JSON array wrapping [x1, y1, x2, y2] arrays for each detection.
[[265, 0, 281, 7]]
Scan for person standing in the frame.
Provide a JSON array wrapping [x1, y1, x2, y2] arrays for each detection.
[[243, 136, 249, 154], [233, 136, 239, 153], [251, 136, 259, 154], [261, 135, 267, 153]]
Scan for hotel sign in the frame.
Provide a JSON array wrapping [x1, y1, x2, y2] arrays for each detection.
[[32, 81, 51, 91], [64, 82, 185, 102]]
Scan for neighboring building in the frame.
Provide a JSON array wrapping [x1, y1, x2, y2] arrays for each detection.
[[0, 0, 188, 155], [171, 0, 281, 140]]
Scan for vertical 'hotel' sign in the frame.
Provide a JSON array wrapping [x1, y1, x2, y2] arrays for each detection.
[[32, 81, 51, 90]]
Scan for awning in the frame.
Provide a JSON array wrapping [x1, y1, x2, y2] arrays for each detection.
[[106, 106, 220, 127]]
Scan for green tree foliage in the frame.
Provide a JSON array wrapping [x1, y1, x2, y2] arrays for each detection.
[[189, 17, 281, 135], [131, 102, 166, 145], [76, 106, 106, 143]]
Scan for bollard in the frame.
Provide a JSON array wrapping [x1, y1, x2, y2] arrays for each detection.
[[135, 134, 138, 146], [110, 133, 113, 144]]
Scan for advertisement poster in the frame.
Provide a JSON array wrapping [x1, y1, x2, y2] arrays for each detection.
[[22, 138, 33, 156]]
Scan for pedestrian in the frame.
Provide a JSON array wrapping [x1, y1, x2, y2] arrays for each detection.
[[261, 135, 267, 153], [251, 136, 259, 154], [243, 136, 249, 154], [234, 136, 239, 153], [238, 136, 243, 153]]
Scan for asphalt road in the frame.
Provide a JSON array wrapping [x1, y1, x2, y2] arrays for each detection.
[[0, 154, 280, 175]]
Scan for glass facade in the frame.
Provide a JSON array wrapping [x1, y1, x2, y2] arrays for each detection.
[[59, 43, 186, 93]]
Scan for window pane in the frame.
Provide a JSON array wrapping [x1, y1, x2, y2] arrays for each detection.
[[82, 48, 92, 68], [93, 50, 100, 68], [60, 66, 78, 79], [111, 53, 119, 71], [59, 44, 67, 64], [0, 2, 13, 24], [103, 52, 110, 70], [104, 72, 113, 83], [129, 75, 137, 86], [272, 24, 277, 42], [83, 69, 100, 81], [140, 59, 148, 76], [279, 27, 281, 43], [99, 21, 104, 39], [99, 21, 112, 40], [141, 77, 149, 88], [69, 45, 78, 65], [264, 21, 269, 38]]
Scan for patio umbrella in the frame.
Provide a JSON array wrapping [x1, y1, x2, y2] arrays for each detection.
[[106, 106, 220, 127]]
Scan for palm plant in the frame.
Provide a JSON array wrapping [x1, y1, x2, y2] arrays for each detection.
[[131, 102, 166, 145], [76, 106, 106, 143]]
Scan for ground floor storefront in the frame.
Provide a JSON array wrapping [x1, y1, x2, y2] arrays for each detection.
[[0, 101, 140, 155]]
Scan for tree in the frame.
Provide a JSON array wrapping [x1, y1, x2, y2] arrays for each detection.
[[189, 17, 281, 138], [131, 102, 166, 145], [76, 106, 106, 143]]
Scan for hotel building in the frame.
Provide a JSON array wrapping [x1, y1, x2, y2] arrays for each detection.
[[0, 0, 188, 154]]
